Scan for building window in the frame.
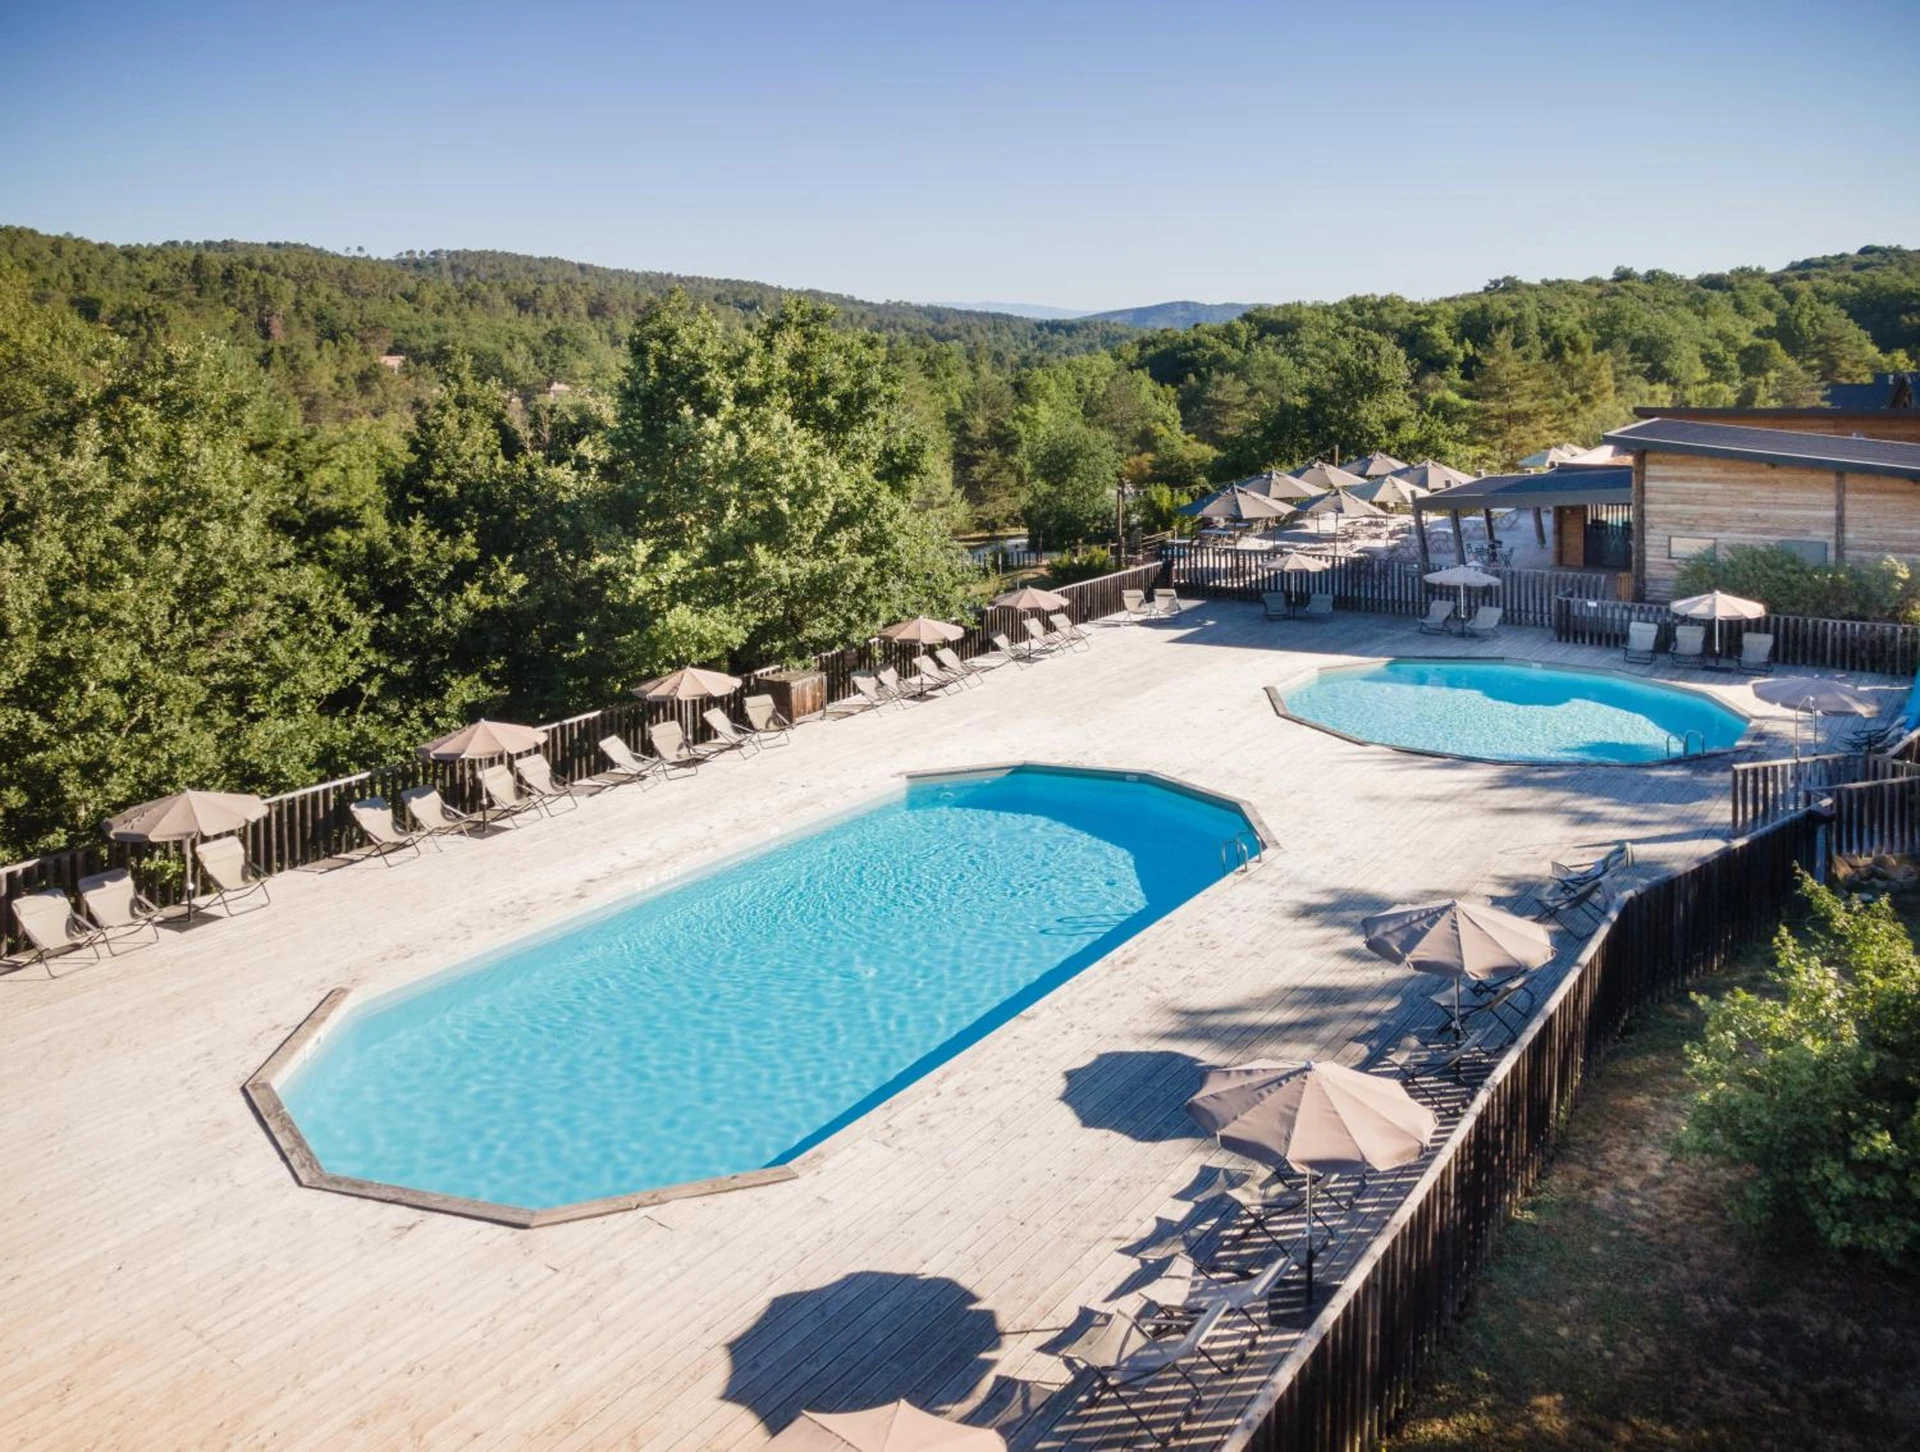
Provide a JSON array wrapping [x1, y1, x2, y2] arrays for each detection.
[[1669, 535, 1716, 559], [1777, 539, 1830, 565]]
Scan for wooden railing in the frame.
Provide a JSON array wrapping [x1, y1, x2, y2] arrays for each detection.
[[1556, 596, 1920, 676], [1727, 751, 1920, 836], [0, 561, 1165, 956], [1225, 810, 1825, 1452]]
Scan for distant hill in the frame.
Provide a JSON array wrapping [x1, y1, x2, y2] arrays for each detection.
[[1083, 300, 1256, 329], [931, 300, 1088, 320]]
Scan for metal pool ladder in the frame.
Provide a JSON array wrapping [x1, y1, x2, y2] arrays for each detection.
[[1665, 728, 1707, 758], [1220, 835, 1262, 874]]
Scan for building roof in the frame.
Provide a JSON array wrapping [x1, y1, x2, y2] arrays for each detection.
[[1411, 465, 1631, 513], [1826, 372, 1917, 410], [1604, 417, 1920, 482]]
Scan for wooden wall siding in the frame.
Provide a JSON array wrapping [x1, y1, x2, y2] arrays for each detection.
[[1643, 411, 1920, 445], [1227, 812, 1823, 1452], [1837, 469, 1920, 566], [0, 563, 1165, 956], [1640, 455, 1844, 599]]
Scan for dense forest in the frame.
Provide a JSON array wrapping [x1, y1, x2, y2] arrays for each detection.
[[3, 226, 1917, 860]]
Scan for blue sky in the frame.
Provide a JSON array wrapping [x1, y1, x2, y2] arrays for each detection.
[[3, 0, 1916, 311]]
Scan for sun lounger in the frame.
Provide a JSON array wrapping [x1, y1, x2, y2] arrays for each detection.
[[932, 646, 983, 688], [514, 753, 583, 812], [1058, 1302, 1232, 1446], [985, 631, 1028, 668], [402, 785, 478, 841], [1464, 605, 1503, 638], [1417, 599, 1455, 635], [10, 889, 106, 973], [1551, 841, 1631, 887], [1623, 620, 1659, 664], [1302, 593, 1334, 622], [1534, 873, 1609, 933], [194, 836, 271, 914], [1020, 616, 1058, 657], [648, 719, 702, 774], [1047, 611, 1091, 652], [1262, 591, 1293, 621], [1387, 1021, 1507, 1105], [598, 733, 662, 787], [1156, 587, 1184, 617], [1737, 632, 1775, 673], [1671, 624, 1706, 665], [700, 706, 761, 756], [348, 797, 427, 862], [1122, 588, 1151, 621], [77, 867, 165, 948], [877, 664, 928, 702], [478, 763, 543, 824], [1133, 1245, 1296, 1339], [742, 694, 794, 742], [910, 654, 961, 696]]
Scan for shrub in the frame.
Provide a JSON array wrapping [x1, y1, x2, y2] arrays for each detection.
[[1672, 544, 1920, 624], [1683, 871, 1920, 1266], [1045, 546, 1115, 586]]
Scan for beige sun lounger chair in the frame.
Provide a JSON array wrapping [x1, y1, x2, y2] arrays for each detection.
[[10, 889, 106, 974], [1047, 611, 1091, 652], [402, 784, 478, 841], [1671, 624, 1706, 665], [1417, 599, 1455, 635], [1737, 632, 1775, 673], [742, 693, 793, 742], [648, 719, 702, 774], [835, 671, 897, 713], [78, 867, 166, 948], [1121, 588, 1151, 621], [348, 797, 428, 863], [1020, 616, 1057, 657], [477, 763, 543, 825], [514, 753, 583, 812], [1303, 592, 1335, 621], [1156, 586, 1184, 617], [933, 646, 983, 687], [1464, 605, 1503, 638], [598, 733, 662, 787], [877, 664, 928, 701], [986, 631, 1027, 668], [1623, 620, 1659, 664], [700, 706, 761, 757], [1059, 1301, 1232, 1444], [910, 654, 961, 696], [194, 836, 270, 914]]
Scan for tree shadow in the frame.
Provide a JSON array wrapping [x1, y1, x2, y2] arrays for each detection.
[[721, 1271, 1000, 1434], [1059, 1050, 1207, 1144]]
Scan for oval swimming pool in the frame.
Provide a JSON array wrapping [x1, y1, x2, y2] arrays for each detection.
[[277, 766, 1258, 1212], [1279, 659, 1748, 764]]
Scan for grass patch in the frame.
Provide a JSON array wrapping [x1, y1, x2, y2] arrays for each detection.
[[1383, 950, 1919, 1451]]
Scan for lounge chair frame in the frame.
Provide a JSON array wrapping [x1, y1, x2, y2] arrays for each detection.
[[1622, 620, 1660, 665], [401, 785, 479, 842], [648, 720, 703, 775], [598, 734, 664, 788], [194, 836, 271, 915], [514, 754, 583, 814], [699, 707, 762, 757], [10, 889, 107, 975], [348, 797, 428, 864], [742, 694, 795, 742], [77, 867, 166, 949]]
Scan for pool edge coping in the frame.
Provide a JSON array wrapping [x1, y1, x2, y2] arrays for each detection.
[[245, 760, 1265, 1229], [1266, 654, 1757, 768]]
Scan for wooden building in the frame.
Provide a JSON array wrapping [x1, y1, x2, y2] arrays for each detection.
[[1604, 418, 1920, 600], [1410, 466, 1632, 576]]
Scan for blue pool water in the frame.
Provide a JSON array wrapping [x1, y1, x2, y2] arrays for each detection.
[[281, 767, 1255, 1209], [1282, 660, 1747, 764]]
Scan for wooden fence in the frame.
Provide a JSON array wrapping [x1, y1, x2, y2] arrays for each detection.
[[0, 562, 1164, 956], [1225, 810, 1825, 1452], [1162, 546, 1621, 630], [1555, 596, 1920, 677], [1729, 751, 1920, 837]]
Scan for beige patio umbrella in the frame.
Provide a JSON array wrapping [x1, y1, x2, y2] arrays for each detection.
[[1361, 899, 1554, 1037], [1294, 461, 1368, 492], [633, 667, 744, 703], [104, 790, 268, 843], [1393, 460, 1475, 492], [879, 616, 965, 645], [1752, 676, 1880, 754], [1230, 469, 1322, 502], [768, 1403, 1005, 1452], [1297, 487, 1386, 550], [1181, 485, 1297, 523], [418, 718, 549, 761], [1343, 450, 1409, 479], [1186, 1059, 1437, 1298], [1424, 564, 1500, 622], [1670, 589, 1766, 658], [990, 585, 1070, 612], [1350, 475, 1429, 510]]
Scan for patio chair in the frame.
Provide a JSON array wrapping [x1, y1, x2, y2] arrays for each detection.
[[1156, 586, 1184, 617], [648, 719, 702, 775], [1047, 611, 1092, 652], [1534, 873, 1609, 933], [1387, 1020, 1507, 1105], [402, 785, 478, 841], [478, 763, 543, 824], [514, 753, 584, 812], [10, 889, 106, 974], [348, 797, 428, 863], [877, 664, 928, 702], [1416, 599, 1454, 635], [1302, 593, 1334, 622], [1057, 1302, 1232, 1448], [1021, 616, 1058, 657], [909, 654, 961, 696], [1671, 624, 1707, 666], [985, 631, 1029, 668], [1464, 605, 1503, 639], [700, 706, 762, 757], [77, 867, 166, 949], [194, 836, 271, 914], [1121, 588, 1151, 621], [742, 694, 794, 743], [826, 671, 891, 715], [1623, 620, 1659, 664], [1130, 1245, 1296, 1342], [1737, 632, 1775, 674], [1551, 841, 1632, 888], [1261, 592, 1292, 621], [598, 733, 662, 787], [1436, 972, 1536, 1037], [932, 645, 983, 688]]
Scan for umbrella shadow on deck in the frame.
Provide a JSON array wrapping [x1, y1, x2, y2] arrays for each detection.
[[1059, 1051, 1207, 1143], [721, 1271, 1000, 1434]]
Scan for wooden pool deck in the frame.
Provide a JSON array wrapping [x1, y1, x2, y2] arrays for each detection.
[[0, 605, 1898, 1450]]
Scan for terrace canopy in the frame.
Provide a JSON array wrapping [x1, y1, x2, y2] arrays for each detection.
[[1409, 465, 1632, 573]]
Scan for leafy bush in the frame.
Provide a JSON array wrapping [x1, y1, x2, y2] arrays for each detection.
[[1673, 544, 1920, 623], [1683, 871, 1920, 1266], [1045, 547, 1116, 585]]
